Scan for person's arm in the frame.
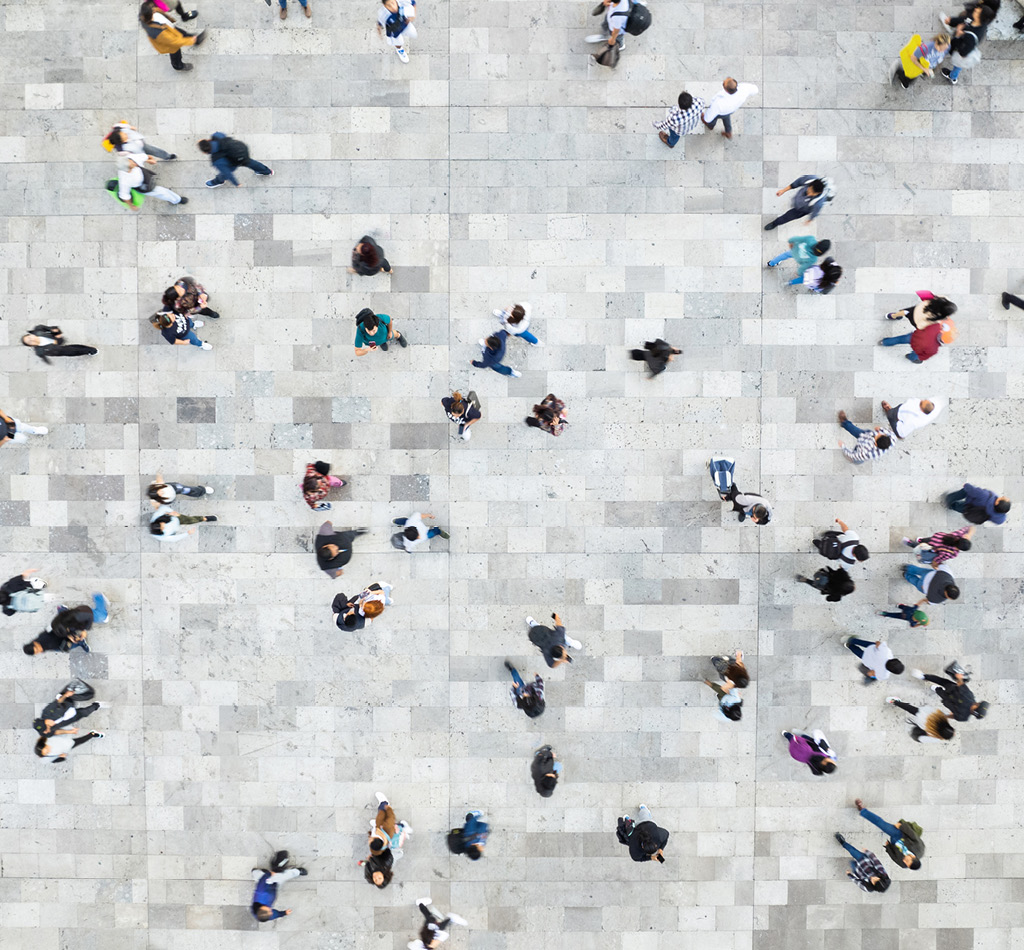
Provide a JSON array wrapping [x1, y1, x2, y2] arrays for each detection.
[[835, 518, 848, 532], [776, 184, 793, 196], [404, 1, 416, 20], [53, 728, 78, 735]]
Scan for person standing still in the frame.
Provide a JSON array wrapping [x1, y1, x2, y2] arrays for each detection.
[[278, 0, 311, 19], [701, 77, 758, 140]]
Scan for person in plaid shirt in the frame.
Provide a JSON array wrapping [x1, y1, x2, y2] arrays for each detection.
[[504, 660, 545, 718], [653, 91, 707, 148], [301, 461, 347, 511], [833, 834, 890, 892], [836, 410, 893, 464], [902, 525, 974, 567]]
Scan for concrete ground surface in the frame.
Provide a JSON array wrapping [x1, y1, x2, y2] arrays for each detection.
[[1, 1, 1023, 948]]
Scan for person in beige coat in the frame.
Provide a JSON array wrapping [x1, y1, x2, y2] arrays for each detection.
[[139, 0, 206, 71]]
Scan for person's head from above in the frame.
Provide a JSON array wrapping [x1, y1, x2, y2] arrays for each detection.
[[540, 774, 558, 791], [484, 335, 502, 352], [885, 659, 905, 675], [139, 0, 157, 24], [551, 644, 566, 661], [319, 543, 340, 560], [368, 835, 386, 855], [971, 700, 989, 720], [806, 178, 825, 197], [403, 526, 420, 541], [362, 599, 384, 618], [852, 544, 870, 562], [811, 755, 837, 774], [943, 584, 960, 601], [356, 241, 379, 264], [820, 258, 843, 285], [449, 391, 466, 415], [303, 475, 322, 494], [150, 483, 176, 503], [356, 309, 379, 334], [726, 663, 749, 689], [34, 737, 51, 757], [382, 0, 400, 10], [466, 844, 484, 860], [507, 304, 527, 325], [811, 239, 831, 256], [150, 517, 172, 535], [254, 905, 275, 922], [108, 128, 126, 148], [904, 853, 921, 870], [371, 868, 392, 888], [920, 399, 935, 415], [21, 334, 43, 348], [874, 432, 892, 451], [994, 497, 1011, 513], [976, 3, 996, 24], [723, 77, 738, 93], [676, 91, 693, 111], [942, 533, 971, 551], [151, 312, 175, 330], [23, 640, 43, 656], [750, 504, 770, 524], [343, 611, 360, 628], [932, 32, 951, 50], [722, 701, 743, 722], [926, 296, 957, 318], [197, 139, 214, 154]]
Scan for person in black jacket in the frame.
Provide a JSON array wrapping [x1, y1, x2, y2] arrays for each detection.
[[198, 133, 273, 187], [331, 591, 366, 631], [21, 326, 98, 364], [350, 236, 393, 276], [910, 664, 989, 721], [315, 521, 367, 578], [33, 680, 104, 737], [1, 569, 44, 615], [619, 805, 669, 863], [941, 2, 996, 84], [504, 660, 544, 718], [629, 339, 681, 377], [795, 566, 854, 602], [531, 745, 561, 797]]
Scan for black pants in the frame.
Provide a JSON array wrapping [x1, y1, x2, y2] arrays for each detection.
[[66, 702, 100, 726], [72, 732, 99, 748], [38, 344, 97, 360], [766, 205, 807, 229], [892, 700, 919, 716], [1004, 293, 1024, 311]]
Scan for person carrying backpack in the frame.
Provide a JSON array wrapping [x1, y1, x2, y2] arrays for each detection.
[[617, 804, 670, 863], [585, 0, 650, 62], [1, 569, 46, 616], [198, 133, 274, 188], [377, 0, 418, 63], [33, 680, 106, 738]]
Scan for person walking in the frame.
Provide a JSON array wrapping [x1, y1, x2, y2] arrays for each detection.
[[504, 660, 545, 718], [198, 133, 273, 187], [812, 518, 870, 565], [652, 91, 707, 148], [844, 637, 904, 684], [34, 729, 104, 762], [790, 257, 842, 294], [0, 409, 48, 448], [531, 745, 562, 797], [836, 410, 893, 464], [377, 0, 417, 63], [764, 175, 833, 230], [707, 457, 772, 525], [832, 834, 891, 892], [909, 663, 989, 722], [441, 390, 481, 440], [886, 696, 955, 743], [629, 339, 681, 377], [355, 583, 394, 624], [278, 0, 311, 19], [20, 326, 97, 364], [103, 121, 177, 161], [23, 596, 110, 656], [32, 680, 106, 738], [409, 898, 468, 949], [879, 603, 930, 627], [525, 394, 568, 436], [941, 2, 996, 84], [618, 804, 669, 863], [853, 799, 924, 869], [150, 505, 217, 541], [361, 792, 412, 886], [350, 236, 392, 276], [453, 810, 489, 860], [700, 78, 758, 140], [585, 0, 632, 52], [108, 154, 187, 210], [880, 398, 944, 440], [1, 569, 46, 616], [903, 563, 959, 606], [472, 331, 521, 377], [710, 649, 749, 688], [493, 302, 542, 346], [149, 311, 212, 350], [902, 525, 973, 566], [526, 613, 582, 668], [314, 522, 366, 578], [250, 851, 307, 921], [138, 0, 206, 72], [162, 276, 220, 320], [893, 32, 950, 88], [703, 673, 743, 721], [766, 236, 830, 277], [885, 290, 957, 329], [945, 483, 1010, 525], [782, 730, 837, 775], [880, 320, 955, 363], [392, 512, 450, 552], [301, 461, 346, 511], [147, 474, 212, 505], [353, 308, 407, 355]]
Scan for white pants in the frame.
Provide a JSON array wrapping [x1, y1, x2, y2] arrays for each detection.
[[386, 23, 416, 47], [10, 419, 45, 443], [145, 185, 182, 204], [637, 805, 653, 824]]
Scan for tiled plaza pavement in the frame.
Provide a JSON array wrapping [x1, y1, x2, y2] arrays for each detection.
[[2, 1, 1024, 948]]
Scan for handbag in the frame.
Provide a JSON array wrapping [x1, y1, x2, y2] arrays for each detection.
[[592, 43, 620, 68]]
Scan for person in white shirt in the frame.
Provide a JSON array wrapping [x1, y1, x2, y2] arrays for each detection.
[[845, 638, 905, 684], [493, 302, 541, 346], [149, 504, 217, 541], [377, 0, 417, 63], [585, 0, 631, 49], [392, 512, 450, 552], [880, 397, 944, 440], [813, 518, 870, 565], [114, 154, 186, 210], [701, 78, 758, 140], [408, 897, 468, 948], [105, 122, 176, 161], [35, 730, 104, 762]]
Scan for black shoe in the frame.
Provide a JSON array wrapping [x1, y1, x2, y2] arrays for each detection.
[[272, 850, 290, 871], [167, 153, 178, 160], [177, 197, 189, 205], [834, 832, 846, 845], [205, 310, 220, 319], [764, 222, 777, 231], [503, 659, 514, 672], [1002, 292, 1012, 311], [297, 867, 308, 876], [1015, 16, 1024, 31], [182, 10, 199, 20], [380, 341, 388, 351], [173, 63, 194, 71], [194, 29, 207, 46], [397, 334, 408, 348], [204, 515, 217, 522]]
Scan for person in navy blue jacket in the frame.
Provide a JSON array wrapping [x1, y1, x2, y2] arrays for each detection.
[[472, 332, 521, 377], [250, 851, 306, 922], [197, 133, 274, 188], [945, 483, 1011, 525], [457, 811, 490, 860]]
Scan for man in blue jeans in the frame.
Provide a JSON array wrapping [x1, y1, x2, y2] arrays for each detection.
[[854, 798, 924, 869], [836, 410, 893, 464], [652, 91, 706, 148], [250, 850, 307, 922], [198, 133, 274, 188], [472, 332, 521, 377], [903, 563, 959, 606]]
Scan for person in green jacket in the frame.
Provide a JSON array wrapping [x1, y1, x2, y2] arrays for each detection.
[[766, 236, 830, 276]]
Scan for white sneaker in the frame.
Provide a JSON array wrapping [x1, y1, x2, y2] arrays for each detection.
[[396, 47, 409, 63], [200, 342, 213, 350], [585, 34, 607, 42], [565, 636, 583, 650], [448, 913, 468, 926], [910, 669, 924, 680], [399, 820, 412, 834], [33, 426, 49, 435], [526, 616, 537, 627], [416, 896, 433, 907], [192, 320, 204, 328], [96, 702, 112, 708], [375, 791, 388, 805], [204, 486, 214, 494], [461, 429, 471, 440], [510, 369, 522, 377], [528, 337, 542, 346], [886, 696, 900, 705]]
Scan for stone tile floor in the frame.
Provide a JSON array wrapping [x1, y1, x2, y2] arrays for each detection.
[[1, 1, 1024, 948]]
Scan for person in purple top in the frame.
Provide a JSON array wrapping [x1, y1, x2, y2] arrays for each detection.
[[782, 730, 837, 775]]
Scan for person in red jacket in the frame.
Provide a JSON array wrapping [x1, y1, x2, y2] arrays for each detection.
[[879, 320, 952, 363]]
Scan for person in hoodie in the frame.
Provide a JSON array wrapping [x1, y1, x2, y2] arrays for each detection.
[[472, 332, 521, 377], [197, 133, 273, 188]]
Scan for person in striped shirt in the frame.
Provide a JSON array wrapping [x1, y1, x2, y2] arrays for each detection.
[[653, 91, 707, 148], [902, 525, 974, 566], [833, 834, 890, 892], [837, 410, 893, 464]]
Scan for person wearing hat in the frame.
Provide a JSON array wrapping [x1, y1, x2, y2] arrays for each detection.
[[879, 603, 930, 628], [354, 308, 407, 356], [909, 665, 989, 722], [531, 745, 561, 797], [1, 568, 46, 616]]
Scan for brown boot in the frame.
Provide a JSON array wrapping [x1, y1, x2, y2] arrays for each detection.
[[280, 5, 287, 18], [304, 2, 311, 15], [721, 131, 733, 140]]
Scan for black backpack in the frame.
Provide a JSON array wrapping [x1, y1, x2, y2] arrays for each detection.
[[221, 137, 250, 165], [616, 816, 635, 845], [623, 2, 651, 35], [447, 828, 466, 854]]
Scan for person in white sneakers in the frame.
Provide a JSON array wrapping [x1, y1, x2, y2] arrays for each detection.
[[409, 897, 468, 949], [250, 850, 307, 922], [378, 0, 417, 63], [392, 512, 450, 552], [360, 792, 412, 888], [493, 302, 542, 346], [0, 409, 47, 447], [526, 612, 582, 668]]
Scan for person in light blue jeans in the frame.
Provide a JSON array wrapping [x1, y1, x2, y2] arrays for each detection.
[[902, 563, 932, 592], [767, 236, 830, 274]]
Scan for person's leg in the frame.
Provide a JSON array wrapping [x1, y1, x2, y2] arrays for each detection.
[[175, 484, 207, 497], [1002, 292, 1024, 311], [71, 732, 99, 748], [892, 700, 919, 715], [919, 548, 936, 564], [637, 805, 653, 824], [68, 702, 100, 724], [243, 158, 273, 176], [47, 344, 98, 358], [91, 593, 109, 624], [518, 329, 539, 345], [169, 49, 186, 70], [326, 475, 344, 488], [788, 276, 803, 285], [840, 418, 865, 438], [949, 66, 961, 81], [765, 206, 804, 230], [266, 867, 302, 884], [490, 362, 515, 376], [147, 185, 182, 204], [507, 664, 525, 690], [880, 610, 904, 620], [706, 681, 727, 701], [845, 638, 871, 659], [12, 419, 47, 437], [881, 332, 913, 347], [666, 130, 680, 148], [197, 307, 219, 318], [207, 172, 228, 186], [840, 840, 866, 861], [177, 514, 206, 526], [721, 114, 732, 135], [903, 564, 929, 590], [858, 807, 900, 841], [945, 488, 968, 510], [184, 330, 204, 347], [143, 144, 174, 160], [905, 352, 922, 363], [767, 251, 793, 267], [279, 0, 287, 6]]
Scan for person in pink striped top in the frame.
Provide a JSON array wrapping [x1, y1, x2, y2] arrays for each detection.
[[902, 525, 974, 567]]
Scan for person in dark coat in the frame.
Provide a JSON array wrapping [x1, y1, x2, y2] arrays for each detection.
[[620, 805, 669, 863], [795, 566, 854, 602], [250, 850, 307, 921], [910, 664, 989, 722], [946, 483, 1010, 525], [531, 745, 561, 797], [526, 612, 582, 668], [21, 326, 98, 363], [350, 236, 392, 276], [331, 591, 366, 631], [197, 132, 273, 187], [33, 680, 102, 737], [629, 339, 681, 377], [315, 521, 367, 578], [455, 810, 489, 860], [504, 660, 544, 718], [1, 569, 44, 616]]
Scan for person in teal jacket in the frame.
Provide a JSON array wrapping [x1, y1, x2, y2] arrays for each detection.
[[766, 236, 830, 275]]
